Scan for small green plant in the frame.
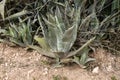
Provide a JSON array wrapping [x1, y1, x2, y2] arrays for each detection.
[[3, 18, 33, 47]]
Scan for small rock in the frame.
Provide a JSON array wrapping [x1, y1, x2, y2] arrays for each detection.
[[54, 69, 57, 72], [106, 65, 113, 72], [92, 67, 99, 74], [43, 68, 48, 75], [5, 63, 8, 67]]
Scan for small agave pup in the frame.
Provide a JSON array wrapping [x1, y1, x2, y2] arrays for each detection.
[[30, 6, 95, 66], [3, 18, 33, 47]]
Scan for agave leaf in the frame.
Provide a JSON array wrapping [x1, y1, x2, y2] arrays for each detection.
[[80, 48, 95, 65], [67, 37, 96, 58], [73, 7, 81, 28], [8, 23, 19, 38], [34, 36, 50, 51], [20, 24, 27, 44], [26, 19, 32, 44], [64, 3, 75, 28], [8, 27, 17, 38], [10, 38, 25, 47], [55, 7, 66, 32], [47, 14, 56, 26], [85, 58, 95, 64], [11, 23, 18, 33], [0, 0, 6, 20], [42, 15, 56, 28], [22, 19, 32, 45], [47, 26, 63, 52], [55, 16, 64, 35], [73, 56, 81, 65], [5, 10, 28, 20], [47, 27, 58, 52], [79, 47, 90, 65], [54, 16, 65, 52], [38, 15, 50, 45], [28, 45, 57, 58], [72, 56, 86, 68], [62, 26, 75, 42], [62, 25, 77, 52]]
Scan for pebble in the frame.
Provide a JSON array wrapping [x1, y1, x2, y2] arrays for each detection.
[[106, 65, 113, 72], [92, 67, 99, 74], [43, 68, 48, 75]]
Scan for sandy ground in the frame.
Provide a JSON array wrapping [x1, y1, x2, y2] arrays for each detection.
[[0, 43, 120, 80]]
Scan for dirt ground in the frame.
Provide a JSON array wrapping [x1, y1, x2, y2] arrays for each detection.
[[0, 43, 120, 80]]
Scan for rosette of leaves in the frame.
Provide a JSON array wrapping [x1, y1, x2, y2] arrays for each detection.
[[30, 6, 95, 66], [3, 18, 33, 47]]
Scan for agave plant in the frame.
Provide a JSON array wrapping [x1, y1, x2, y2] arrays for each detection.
[[29, 1, 95, 66], [3, 18, 33, 47]]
